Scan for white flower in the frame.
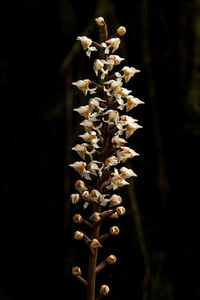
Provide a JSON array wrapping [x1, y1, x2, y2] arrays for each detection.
[[69, 161, 91, 180], [103, 110, 120, 125], [125, 122, 142, 139], [104, 78, 123, 96], [88, 97, 106, 112], [117, 146, 139, 163], [120, 167, 137, 179], [87, 160, 104, 177], [93, 59, 108, 79], [105, 38, 121, 54], [111, 135, 127, 148], [77, 36, 97, 57], [126, 95, 144, 112], [79, 131, 99, 148], [72, 143, 88, 160], [105, 55, 125, 71], [72, 79, 97, 96], [95, 17, 105, 26], [115, 87, 132, 99], [73, 105, 91, 118], [121, 66, 140, 83], [105, 156, 118, 170], [109, 194, 122, 207]]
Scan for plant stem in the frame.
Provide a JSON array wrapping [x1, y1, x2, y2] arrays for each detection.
[[87, 206, 101, 300]]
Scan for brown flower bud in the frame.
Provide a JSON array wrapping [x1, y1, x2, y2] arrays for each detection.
[[70, 193, 80, 204], [100, 284, 110, 295], [117, 26, 126, 36], [110, 226, 120, 235], [116, 206, 126, 215], [90, 238, 102, 248], [109, 212, 118, 219], [106, 255, 117, 264], [73, 214, 82, 223], [73, 231, 83, 240], [72, 266, 81, 276], [89, 212, 101, 222], [89, 189, 101, 201]]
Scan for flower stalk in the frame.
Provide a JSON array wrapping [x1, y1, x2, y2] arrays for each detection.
[[69, 17, 144, 300]]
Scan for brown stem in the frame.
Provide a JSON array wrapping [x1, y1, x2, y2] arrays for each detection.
[[96, 260, 107, 274], [77, 275, 88, 287], [82, 218, 95, 229], [98, 232, 112, 242]]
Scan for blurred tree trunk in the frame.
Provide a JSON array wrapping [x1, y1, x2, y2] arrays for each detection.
[[141, 0, 169, 207]]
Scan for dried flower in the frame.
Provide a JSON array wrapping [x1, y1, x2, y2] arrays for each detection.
[[73, 214, 82, 223], [109, 194, 122, 207], [116, 206, 126, 215], [70, 193, 80, 204], [89, 212, 101, 222]]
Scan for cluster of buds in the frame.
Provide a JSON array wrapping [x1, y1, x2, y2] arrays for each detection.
[[69, 17, 144, 300]]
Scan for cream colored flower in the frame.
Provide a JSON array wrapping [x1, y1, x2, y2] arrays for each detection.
[[72, 143, 88, 160], [120, 167, 137, 179], [109, 194, 122, 207], [73, 105, 91, 118], [107, 169, 129, 190], [77, 36, 97, 57], [125, 122, 142, 139], [111, 135, 127, 148], [69, 161, 91, 180], [88, 97, 106, 112], [121, 66, 140, 83], [126, 95, 144, 112], [79, 131, 99, 148], [105, 38, 121, 54], [105, 156, 118, 170], [87, 160, 104, 177], [95, 17, 105, 26], [75, 180, 88, 193], [72, 79, 97, 96], [117, 146, 139, 163], [93, 59, 109, 79], [104, 79, 123, 96]]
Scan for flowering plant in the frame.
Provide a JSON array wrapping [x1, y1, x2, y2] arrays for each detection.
[[69, 17, 144, 300]]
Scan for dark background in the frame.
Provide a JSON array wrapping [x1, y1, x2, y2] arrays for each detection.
[[0, 0, 200, 299]]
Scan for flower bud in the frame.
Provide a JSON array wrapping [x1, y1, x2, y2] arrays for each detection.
[[109, 194, 122, 207], [89, 212, 101, 222], [100, 285, 110, 295], [73, 231, 84, 240], [109, 212, 118, 219], [72, 266, 81, 276], [90, 238, 102, 248], [106, 255, 117, 264], [116, 206, 126, 215], [73, 214, 82, 223], [70, 193, 80, 204], [95, 17, 105, 26], [110, 226, 120, 235], [75, 180, 87, 193], [82, 190, 90, 197], [117, 26, 126, 36], [90, 189, 101, 201]]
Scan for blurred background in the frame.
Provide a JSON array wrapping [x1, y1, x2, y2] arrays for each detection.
[[0, 0, 200, 299]]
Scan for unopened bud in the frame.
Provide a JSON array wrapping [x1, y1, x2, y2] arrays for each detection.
[[90, 238, 102, 248], [73, 214, 82, 223], [106, 255, 117, 264], [75, 180, 87, 193], [90, 189, 101, 201], [117, 26, 126, 36], [70, 193, 80, 204], [109, 194, 122, 207], [82, 190, 90, 197], [89, 212, 101, 222], [116, 206, 126, 215], [110, 226, 120, 235], [100, 284, 110, 295], [72, 266, 81, 276], [109, 212, 118, 219], [73, 231, 83, 240], [95, 17, 105, 26]]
